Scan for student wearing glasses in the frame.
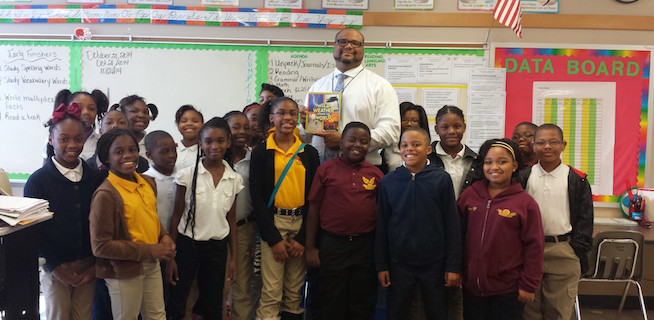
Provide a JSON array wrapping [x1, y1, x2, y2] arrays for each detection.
[[519, 124, 593, 320], [304, 28, 400, 167], [511, 122, 538, 167]]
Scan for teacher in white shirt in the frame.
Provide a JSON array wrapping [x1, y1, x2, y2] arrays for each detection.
[[305, 28, 400, 167]]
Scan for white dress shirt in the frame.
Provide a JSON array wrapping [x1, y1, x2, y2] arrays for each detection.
[[175, 160, 243, 241], [233, 150, 253, 222], [526, 162, 572, 236], [143, 167, 176, 231], [307, 64, 400, 165], [176, 142, 199, 171], [52, 157, 83, 182], [435, 142, 470, 200]]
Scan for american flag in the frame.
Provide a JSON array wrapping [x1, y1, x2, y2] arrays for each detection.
[[494, 0, 523, 38]]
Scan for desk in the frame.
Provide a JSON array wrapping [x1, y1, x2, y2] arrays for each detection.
[[0, 215, 51, 319]]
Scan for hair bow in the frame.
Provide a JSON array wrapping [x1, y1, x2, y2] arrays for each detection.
[[51, 102, 82, 124]]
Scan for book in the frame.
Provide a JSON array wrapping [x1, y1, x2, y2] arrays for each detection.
[[305, 92, 342, 134]]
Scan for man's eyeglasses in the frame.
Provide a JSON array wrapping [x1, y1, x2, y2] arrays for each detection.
[[336, 39, 364, 48]]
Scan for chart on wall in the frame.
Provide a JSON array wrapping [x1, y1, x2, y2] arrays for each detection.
[[532, 82, 616, 195], [493, 46, 651, 199]]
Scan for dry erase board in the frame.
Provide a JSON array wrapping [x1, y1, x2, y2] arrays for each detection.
[[0, 39, 484, 180]]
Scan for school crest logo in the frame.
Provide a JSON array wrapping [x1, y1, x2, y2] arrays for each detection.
[[497, 208, 517, 218], [362, 176, 376, 190], [468, 207, 477, 212]]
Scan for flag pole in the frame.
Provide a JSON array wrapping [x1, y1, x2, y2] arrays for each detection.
[[484, 13, 495, 46]]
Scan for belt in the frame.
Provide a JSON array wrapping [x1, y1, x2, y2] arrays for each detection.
[[545, 234, 570, 243], [237, 216, 253, 226], [325, 231, 373, 242], [274, 207, 304, 216]]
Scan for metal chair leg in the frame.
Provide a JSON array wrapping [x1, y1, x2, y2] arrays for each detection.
[[574, 295, 582, 320], [635, 280, 648, 320], [616, 281, 631, 320]]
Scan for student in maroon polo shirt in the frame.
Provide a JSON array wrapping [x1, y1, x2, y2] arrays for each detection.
[[305, 121, 384, 320]]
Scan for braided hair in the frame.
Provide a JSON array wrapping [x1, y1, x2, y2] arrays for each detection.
[[184, 117, 232, 239]]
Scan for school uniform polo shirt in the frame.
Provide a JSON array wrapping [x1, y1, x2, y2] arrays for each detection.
[[143, 167, 176, 231], [435, 142, 469, 200], [267, 133, 305, 209], [106, 171, 160, 245], [175, 160, 243, 241], [526, 162, 572, 237], [176, 142, 198, 170], [308, 157, 384, 236], [52, 157, 83, 182]]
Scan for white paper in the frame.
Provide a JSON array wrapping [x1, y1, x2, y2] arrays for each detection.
[[395, 0, 434, 10], [202, 0, 238, 5], [128, 0, 173, 4], [422, 88, 459, 141], [395, 88, 417, 104], [385, 57, 418, 84], [417, 56, 452, 84], [265, 0, 303, 9], [469, 68, 506, 92], [532, 81, 616, 195], [322, 0, 368, 9], [451, 56, 487, 84], [468, 91, 506, 115], [466, 114, 505, 152]]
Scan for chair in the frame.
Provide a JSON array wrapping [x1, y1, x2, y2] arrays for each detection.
[[577, 230, 648, 320]]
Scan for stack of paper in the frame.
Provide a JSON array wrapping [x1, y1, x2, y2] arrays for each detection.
[[0, 195, 52, 226]]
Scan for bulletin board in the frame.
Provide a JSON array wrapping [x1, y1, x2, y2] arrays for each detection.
[[491, 44, 651, 201], [0, 39, 485, 180]]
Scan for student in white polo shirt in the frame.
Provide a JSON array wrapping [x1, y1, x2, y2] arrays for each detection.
[[520, 123, 593, 320]]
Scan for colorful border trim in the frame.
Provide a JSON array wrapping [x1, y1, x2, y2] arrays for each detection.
[[0, 5, 363, 28], [495, 48, 650, 203]]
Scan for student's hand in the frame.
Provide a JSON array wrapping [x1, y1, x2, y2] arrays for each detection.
[[166, 259, 179, 286], [444, 272, 461, 287], [227, 258, 237, 284], [300, 106, 307, 127], [378, 271, 391, 288], [518, 289, 535, 303], [73, 264, 96, 287], [151, 243, 176, 261], [314, 131, 341, 150], [287, 240, 305, 257], [51, 263, 83, 287], [159, 234, 176, 254], [306, 246, 320, 267], [272, 241, 291, 262]]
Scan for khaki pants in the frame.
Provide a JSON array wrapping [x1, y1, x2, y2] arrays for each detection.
[[223, 221, 258, 320], [523, 241, 580, 320], [40, 266, 95, 320], [256, 215, 306, 320], [106, 261, 166, 320]]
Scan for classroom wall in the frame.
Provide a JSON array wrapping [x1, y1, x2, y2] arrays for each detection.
[[3, 0, 653, 218]]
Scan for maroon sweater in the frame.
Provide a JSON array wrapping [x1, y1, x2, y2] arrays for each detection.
[[457, 181, 544, 297]]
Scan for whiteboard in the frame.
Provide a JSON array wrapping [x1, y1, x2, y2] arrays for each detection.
[[0, 40, 484, 180], [0, 44, 70, 178], [81, 44, 258, 146]]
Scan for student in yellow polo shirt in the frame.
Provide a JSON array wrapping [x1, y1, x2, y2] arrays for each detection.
[[250, 97, 320, 320]]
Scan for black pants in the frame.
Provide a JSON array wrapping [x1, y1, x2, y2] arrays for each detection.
[[463, 289, 524, 320], [387, 262, 446, 320], [166, 234, 228, 320], [317, 232, 377, 320]]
